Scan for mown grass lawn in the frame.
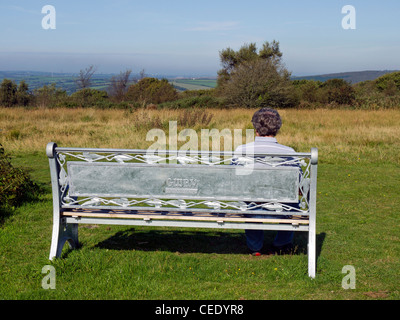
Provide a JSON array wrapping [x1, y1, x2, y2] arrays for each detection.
[[0, 108, 399, 300], [1, 153, 398, 300]]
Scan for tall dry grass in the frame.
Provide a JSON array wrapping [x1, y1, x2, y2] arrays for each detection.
[[1, 107, 399, 164]]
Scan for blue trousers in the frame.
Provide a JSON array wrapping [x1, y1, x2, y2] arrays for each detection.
[[245, 227, 294, 252], [245, 208, 295, 252]]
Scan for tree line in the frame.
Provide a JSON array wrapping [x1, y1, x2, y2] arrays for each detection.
[[1, 41, 400, 110], [0, 67, 178, 109]]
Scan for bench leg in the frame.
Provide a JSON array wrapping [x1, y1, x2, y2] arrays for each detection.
[[308, 225, 316, 279], [49, 219, 79, 260], [308, 151, 318, 278]]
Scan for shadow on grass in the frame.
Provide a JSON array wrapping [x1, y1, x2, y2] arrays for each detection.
[[95, 228, 326, 257], [0, 206, 13, 226]]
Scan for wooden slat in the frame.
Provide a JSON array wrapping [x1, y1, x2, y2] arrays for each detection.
[[62, 211, 309, 225]]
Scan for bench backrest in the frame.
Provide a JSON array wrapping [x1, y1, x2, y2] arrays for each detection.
[[67, 162, 299, 203], [46, 143, 318, 215]]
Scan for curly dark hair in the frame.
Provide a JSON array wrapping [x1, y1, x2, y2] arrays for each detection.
[[251, 108, 282, 137]]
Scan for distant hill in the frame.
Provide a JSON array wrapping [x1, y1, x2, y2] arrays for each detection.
[[0, 71, 217, 94], [0, 70, 218, 94], [292, 70, 399, 84], [0, 71, 115, 94], [1, 70, 399, 94]]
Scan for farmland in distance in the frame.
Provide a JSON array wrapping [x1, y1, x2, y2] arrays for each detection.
[[168, 78, 217, 91]]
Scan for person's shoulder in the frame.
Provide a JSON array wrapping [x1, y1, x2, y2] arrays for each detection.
[[235, 140, 296, 154], [234, 142, 255, 153], [277, 144, 296, 152]]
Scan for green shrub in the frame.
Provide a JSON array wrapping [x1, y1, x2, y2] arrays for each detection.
[[159, 95, 226, 109], [293, 79, 356, 106], [33, 83, 68, 108], [0, 145, 42, 220], [374, 71, 400, 92], [217, 59, 298, 109], [178, 88, 217, 98], [70, 88, 108, 107], [16, 80, 32, 106], [292, 79, 324, 103], [126, 77, 178, 104], [321, 79, 356, 105], [353, 72, 400, 109], [0, 79, 18, 107]]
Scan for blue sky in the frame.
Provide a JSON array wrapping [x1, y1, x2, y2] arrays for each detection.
[[0, 0, 399, 76]]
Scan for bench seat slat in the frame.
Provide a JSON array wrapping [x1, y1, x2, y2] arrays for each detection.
[[62, 205, 309, 216], [62, 211, 309, 225]]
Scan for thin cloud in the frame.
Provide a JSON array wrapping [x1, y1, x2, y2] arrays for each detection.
[[5, 5, 40, 15], [187, 21, 240, 32]]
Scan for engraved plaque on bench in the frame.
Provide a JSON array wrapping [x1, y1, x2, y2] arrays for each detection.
[[67, 162, 300, 203]]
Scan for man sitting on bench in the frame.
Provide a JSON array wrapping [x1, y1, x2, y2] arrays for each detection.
[[235, 108, 296, 256]]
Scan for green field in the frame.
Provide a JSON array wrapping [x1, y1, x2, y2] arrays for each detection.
[[0, 71, 114, 94], [0, 108, 399, 300], [0, 71, 217, 94], [169, 79, 217, 91]]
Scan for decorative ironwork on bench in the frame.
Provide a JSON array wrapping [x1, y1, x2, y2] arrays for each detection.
[[55, 148, 312, 216]]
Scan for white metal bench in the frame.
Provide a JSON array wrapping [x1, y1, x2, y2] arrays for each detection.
[[46, 142, 318, 278]]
